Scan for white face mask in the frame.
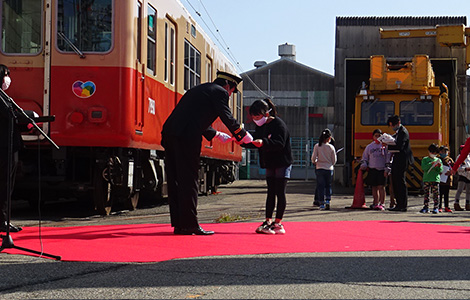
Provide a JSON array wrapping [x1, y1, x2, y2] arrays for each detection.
[[2, 76, 11, 90], [429, 153, 436, 158], [253, 116, 268, 127]]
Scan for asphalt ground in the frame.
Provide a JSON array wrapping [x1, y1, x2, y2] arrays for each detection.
[[1, 179, 470, 299]]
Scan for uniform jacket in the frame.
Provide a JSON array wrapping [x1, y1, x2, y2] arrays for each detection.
[[161, 82, 246, 143], [0, 96, 27, 156], [388, 125, 414, 167]]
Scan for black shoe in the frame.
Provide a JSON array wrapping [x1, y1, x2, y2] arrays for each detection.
[[173, 227, 182, 234], [0, 223, 22, 232], [388, 207, 407, 212], [176, 226, 214, 235]]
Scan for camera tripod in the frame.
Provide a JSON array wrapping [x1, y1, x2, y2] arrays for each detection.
[[0, 88, 61, 260]]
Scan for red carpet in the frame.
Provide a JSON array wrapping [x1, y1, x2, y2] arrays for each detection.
[[2, 221, 469, 262]]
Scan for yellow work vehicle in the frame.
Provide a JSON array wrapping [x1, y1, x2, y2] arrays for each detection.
[[353, 55, 450, 190]]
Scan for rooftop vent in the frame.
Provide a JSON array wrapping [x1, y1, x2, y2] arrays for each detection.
[[254, 61, 267, 68], [279, 43, 296, 61]]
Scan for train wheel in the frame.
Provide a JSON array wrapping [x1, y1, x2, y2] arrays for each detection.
[[111, 185, 140, 211], [93, 165, 113, 216], [125, 190, 139, 211]]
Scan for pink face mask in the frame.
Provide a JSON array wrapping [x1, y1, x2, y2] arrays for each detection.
[[2, 76, 11, 90]]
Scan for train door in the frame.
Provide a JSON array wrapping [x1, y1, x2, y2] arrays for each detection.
[[135, 0, 144, 133]]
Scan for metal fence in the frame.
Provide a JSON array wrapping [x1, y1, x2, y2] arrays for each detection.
[[249, 137, 318, 167]]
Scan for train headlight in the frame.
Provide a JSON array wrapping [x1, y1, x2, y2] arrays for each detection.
[[69, 111, 84, 124]]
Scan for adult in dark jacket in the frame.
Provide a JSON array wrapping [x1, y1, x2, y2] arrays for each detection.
[[0, 64, 22, 232], [387, 115, 414, 211], [161, 71, 253, 235]]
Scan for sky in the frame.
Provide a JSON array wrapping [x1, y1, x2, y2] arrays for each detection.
[[184, 0, 469, 76]]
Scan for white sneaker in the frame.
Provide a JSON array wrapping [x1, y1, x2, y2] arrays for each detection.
[[255, 221, 274, 234], [270, 223, 286, 234]]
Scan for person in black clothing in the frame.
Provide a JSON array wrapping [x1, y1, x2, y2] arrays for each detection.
[[387, 115, 414, 212], [0, 64, 22, 232], [161, 71, 253, 235], [242, 99, 293, 234]]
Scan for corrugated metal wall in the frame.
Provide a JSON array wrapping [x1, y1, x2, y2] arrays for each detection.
[[242, 58, 335, 179]]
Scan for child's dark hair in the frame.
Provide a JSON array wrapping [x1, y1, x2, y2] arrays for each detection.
[[439, 145, 449, 152], [249, 98, 277, 117], [372, 129, 382, 136], [318, 129, 332, 146], [428, 143, 439, 154], [0, 64, 9, 83]]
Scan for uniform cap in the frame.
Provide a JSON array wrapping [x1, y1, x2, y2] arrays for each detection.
[[216, 71, 243, 93]]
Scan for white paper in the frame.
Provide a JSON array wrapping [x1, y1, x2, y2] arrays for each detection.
[[440, 165, 450, 183], [377, 133, 396, 145]]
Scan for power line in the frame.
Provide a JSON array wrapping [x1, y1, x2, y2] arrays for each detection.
[[184, 0, 272, 99]]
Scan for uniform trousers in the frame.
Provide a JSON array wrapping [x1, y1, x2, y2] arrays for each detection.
[[0, 151, 18, 224], [163, 135, 201, 229], [391, 161, 408, 209]]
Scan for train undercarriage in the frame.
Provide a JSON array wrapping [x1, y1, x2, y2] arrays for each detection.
[[14, 146, 238, 215]]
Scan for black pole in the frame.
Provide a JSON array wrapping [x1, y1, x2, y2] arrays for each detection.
[[0, 90, 61, 260]]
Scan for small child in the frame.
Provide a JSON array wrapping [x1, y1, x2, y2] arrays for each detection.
[[420, 143, 443, 214], [242, 98, 293, 234], [360, 129, 391, 210], [438, 146, 454, 212]]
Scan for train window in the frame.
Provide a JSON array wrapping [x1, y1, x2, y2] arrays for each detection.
[[164, 23, 168, 81], [136, 2, 142, 62], [1, 0, 42, 54], [400, 101, 434, 125], [164, 23, 175, 85], [147, 4, 156, 75], [184, 40, 201, 90], [206, 58, 212, 82], [170, 27, 175, 85], [57, 0, 112, 53], [361, 101, 394, 125]]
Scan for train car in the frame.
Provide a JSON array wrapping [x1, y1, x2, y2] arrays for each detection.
[[353, 55, 450, 190], [0, 0, 243, 214]]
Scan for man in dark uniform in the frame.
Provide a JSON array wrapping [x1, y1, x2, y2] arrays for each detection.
[[387, 115, 414, 212], [161, 71, 253, 235], [0, 64, 22, 232]]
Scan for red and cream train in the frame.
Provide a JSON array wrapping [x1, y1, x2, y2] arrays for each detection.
[[0, 0, 243, 214]]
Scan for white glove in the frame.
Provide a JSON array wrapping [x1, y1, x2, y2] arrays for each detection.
[[215, 131, 232, 143], [241, 131, 253, 144]]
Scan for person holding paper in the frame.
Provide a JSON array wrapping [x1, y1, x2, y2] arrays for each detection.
[[438, 146, 454, 212], [360, 129, 391, 210], [420, 144, 443, 214], [387, 115, 414, 212]]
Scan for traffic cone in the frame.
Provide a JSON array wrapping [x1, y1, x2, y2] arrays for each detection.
[[346, 168, 368, 209]]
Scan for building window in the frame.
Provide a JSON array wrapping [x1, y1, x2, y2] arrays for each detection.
[[184, 40, 200, 90], [2, 0, 42, 54], [147, 4, 156, 75]]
